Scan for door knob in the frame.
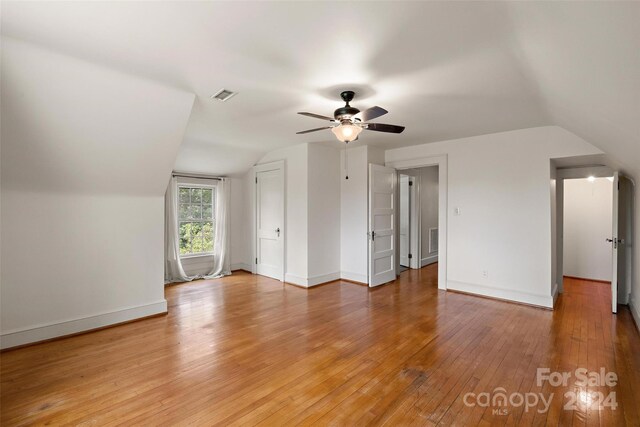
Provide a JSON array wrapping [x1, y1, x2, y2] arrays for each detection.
[[606, 238, 613, 243], [276, 227, 280, 237]]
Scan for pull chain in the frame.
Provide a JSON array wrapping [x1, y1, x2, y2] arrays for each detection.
[[344, 142, 349, 180]]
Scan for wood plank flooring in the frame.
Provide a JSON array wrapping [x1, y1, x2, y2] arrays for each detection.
[[1, 266, 639, 425]]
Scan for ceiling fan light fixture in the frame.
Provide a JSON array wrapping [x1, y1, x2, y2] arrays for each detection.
[[332, 123, 363, 143]]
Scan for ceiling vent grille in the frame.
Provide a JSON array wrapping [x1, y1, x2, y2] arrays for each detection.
[[211, 89, 237, 102]]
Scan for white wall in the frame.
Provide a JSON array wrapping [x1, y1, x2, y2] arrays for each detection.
[[307, 144, 341, 283], [338, 145, 386, 283], [1, 39, 194, 348], [419, 166, 439, 266], [563, 178, 613, 282], [2, 192, 167, 337], [340, 146, 369, 283], [385, 126, 602, 308]]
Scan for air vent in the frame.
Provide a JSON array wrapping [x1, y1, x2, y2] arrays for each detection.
[[429, 227, 439, 254], [210, 89, 237, 102]]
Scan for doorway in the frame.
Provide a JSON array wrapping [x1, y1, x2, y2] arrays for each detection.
[[254, 161, 285, 281], [563, 177, 613, 282], [385, 155, 448, 290], [399, 174, 414, 272], [556, 167, 634, 313], [397, 166, 439, 273]]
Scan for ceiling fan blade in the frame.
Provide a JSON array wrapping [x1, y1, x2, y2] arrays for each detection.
[[354, 106, 388, 122], [365, 123, 405, 133], [296, 126, 333, 135], [298, 112, 334, 121]]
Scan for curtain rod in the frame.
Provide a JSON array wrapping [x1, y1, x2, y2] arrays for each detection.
[[172, 171, 225, 180]]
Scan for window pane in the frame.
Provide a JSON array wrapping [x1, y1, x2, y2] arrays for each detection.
[[189, 204, 202, 220], [179, 222, 190, 238], [191, 236, 204, 254], [202, 189, 212, 204], [192, 221, 204, 237], [191, 188, 202, 203], [179, 222, 191, 255], [202, 205, 212, 220], [179, 203, 189, 220], [179, 188, 190, 203], [203, 235, 214, 253]]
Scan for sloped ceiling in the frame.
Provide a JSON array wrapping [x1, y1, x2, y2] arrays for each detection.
[[506, 2, 640, 179], [1, 38, 195, 195], [2, 1, 638, 177]]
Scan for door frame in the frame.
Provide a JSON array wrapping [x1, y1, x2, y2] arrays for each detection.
[[555, 165, 634, 313], [399, 171, 421, 269], [252, 160, 286, 282], [386, 155, 448, 290]]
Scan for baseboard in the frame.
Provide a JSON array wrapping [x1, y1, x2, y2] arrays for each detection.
[[563, 275, 611, 284], [285, 272, 341, 288], [630, 297, 640, 334], [340, 271, 368, 284], [0, 300, 168, 350], [447, 280, 554, 309], [231, 262, 252, 272], [285, 273, 309, 287], [287, 271, 370, 288], [420, 255, 438, 268], [308, 272, 340, 287]]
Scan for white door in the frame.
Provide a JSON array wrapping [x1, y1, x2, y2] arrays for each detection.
[[610, 172, 619, 313], [256, 165, 284, 281], [369, 164, 396, 287]]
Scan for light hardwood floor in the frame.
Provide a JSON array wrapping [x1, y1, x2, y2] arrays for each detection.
[[1, 266, 639, 425]]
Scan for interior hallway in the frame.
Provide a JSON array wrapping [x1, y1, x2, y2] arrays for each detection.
[[1, 267, 639, 425]]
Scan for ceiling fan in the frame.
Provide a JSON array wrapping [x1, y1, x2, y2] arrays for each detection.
[[297, 91, 405, 143]]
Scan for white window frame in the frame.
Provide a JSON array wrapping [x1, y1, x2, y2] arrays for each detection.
[[177, 181, 217, 259]]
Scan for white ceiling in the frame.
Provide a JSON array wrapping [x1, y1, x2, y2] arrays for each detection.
[[2, 1, 638, 177]]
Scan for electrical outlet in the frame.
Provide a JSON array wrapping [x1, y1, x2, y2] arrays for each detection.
[[482, 270, 489, 279]]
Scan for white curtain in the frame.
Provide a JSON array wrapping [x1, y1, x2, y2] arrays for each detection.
[[164, 176, 231, 283], [209, 177, 231, 278]]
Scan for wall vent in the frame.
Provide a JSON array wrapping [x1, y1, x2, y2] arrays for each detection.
[[210, 89, 237, 102], [429, 227, 439, 254]]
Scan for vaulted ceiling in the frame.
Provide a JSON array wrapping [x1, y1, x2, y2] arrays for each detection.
[[2, 1, 638, 177]]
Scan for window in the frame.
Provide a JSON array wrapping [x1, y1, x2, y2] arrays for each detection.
[[178, 186, 215, 256]]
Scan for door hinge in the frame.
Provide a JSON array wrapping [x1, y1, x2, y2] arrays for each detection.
[[255, 257, 258, 264], [409, 181, 413, 186], [255, 177, 258, 184], [408, 254, 413, 259]]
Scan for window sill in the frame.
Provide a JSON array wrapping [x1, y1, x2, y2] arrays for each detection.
[[180, 253, 214, 260]]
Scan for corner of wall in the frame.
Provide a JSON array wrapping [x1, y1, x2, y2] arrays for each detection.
[[367, 145, 386, 166]]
